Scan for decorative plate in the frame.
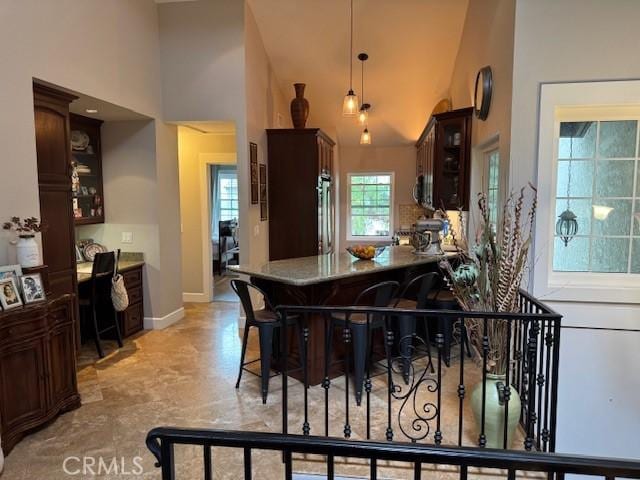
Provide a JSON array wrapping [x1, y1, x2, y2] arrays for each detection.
[[82, 242, 107, 262], [71, 130, 90, 151]]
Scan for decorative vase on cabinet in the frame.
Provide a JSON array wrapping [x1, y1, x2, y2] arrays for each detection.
[[290, 83, 309, 129], [16, 235, 41, 268]]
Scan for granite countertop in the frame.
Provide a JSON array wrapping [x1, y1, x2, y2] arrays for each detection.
[[76, 252, 145, 283], [229, 245, 456, 286]]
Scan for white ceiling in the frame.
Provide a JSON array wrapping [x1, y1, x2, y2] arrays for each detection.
[[249, 0, 469, 146]]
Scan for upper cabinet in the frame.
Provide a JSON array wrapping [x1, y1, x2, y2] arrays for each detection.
[[70, 114, 105, 225], [416, 107, 473, 211]]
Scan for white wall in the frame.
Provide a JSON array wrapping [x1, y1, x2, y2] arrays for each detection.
[[510, 0, 640, 459], [338, 145, 415, 250], [244, 3, 292, 265], [0, 0, 182, 323], [449, 0, 515, 229]]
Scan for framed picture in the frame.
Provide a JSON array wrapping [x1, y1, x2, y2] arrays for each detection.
[[250, 142, 259, 205], [0, 265, 23, 295], [20, 273, 46, 304], [0, 277, 22, 310], [259, 163, 268, 221]]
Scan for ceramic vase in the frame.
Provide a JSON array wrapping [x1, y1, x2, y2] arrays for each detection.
[[290, 83, 309, 129], [470, 373, 521, 448], [16, 235, 41, 268]]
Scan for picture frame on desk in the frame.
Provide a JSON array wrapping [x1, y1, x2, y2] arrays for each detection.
[[0, 276, 22, 310]]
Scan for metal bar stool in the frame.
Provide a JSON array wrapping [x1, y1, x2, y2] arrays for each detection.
[[426, 287, 472, 367], [327, 280, 399, 406], [79, 250, 123, 358], [390, 272, 439, 382], [232, 279, 305, 404]]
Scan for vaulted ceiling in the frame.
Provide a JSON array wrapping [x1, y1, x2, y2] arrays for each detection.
[[248, 0, 469, 146]]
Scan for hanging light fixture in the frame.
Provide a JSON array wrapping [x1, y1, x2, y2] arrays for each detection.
[[357, 52, 370, 125], [360, 127, 371, 145], [342, 0, 359, 116], [556, 129, 579, 246]]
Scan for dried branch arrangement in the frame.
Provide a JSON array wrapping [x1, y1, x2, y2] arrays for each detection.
[[439, 184, 537, 374]]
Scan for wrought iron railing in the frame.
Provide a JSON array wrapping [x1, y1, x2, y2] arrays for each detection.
[[272, 289, 561, 452], [146, 427, 640, 480]]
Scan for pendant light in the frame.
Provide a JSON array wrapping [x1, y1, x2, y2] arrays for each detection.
[[556, 131, 579, 246], [342, 0, 359, 116], [357, 53, 370, 125], [360, 127, 371, 145]]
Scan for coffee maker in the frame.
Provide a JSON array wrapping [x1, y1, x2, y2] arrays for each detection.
[[410, 218, 444, 256]]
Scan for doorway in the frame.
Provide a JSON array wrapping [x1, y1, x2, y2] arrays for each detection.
[[176, 123, 238, 303]]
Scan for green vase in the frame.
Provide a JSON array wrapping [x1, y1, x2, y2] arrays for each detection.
[[470, 373, 521, 448]]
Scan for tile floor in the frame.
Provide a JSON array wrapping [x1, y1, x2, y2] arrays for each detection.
[[2, 301, 531, 479]]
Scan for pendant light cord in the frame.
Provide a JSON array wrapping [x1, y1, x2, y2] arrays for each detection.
[[349, 0, 354, 90], [361, 55, 365, 105], [567, 136, 573, 209]]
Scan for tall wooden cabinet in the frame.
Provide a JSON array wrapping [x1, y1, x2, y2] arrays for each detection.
[[415, 107, 472, 210], [33, 83, 78, 298], [266, 129, 335, 261]]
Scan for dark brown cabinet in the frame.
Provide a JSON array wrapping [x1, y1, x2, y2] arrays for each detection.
[[33, 83, 78, 299], [119, 266, 145, 337], [416, 107, 472, 210], [0, 294, 80, 455], [267, 129, 335, 261], [70, 114, 105, 225]]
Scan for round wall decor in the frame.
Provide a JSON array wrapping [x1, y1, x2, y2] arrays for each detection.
[[474, 66, 493, 121]]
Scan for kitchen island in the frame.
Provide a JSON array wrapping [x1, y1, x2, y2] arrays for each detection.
[[230, 246, 455, 384]]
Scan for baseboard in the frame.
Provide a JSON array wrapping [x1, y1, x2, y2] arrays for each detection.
[[182, 292, 211, 303], [144, 307, 185, 330]]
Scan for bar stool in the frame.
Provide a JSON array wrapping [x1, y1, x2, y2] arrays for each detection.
[[232, 279, 305, 404], [390, 272, 438, 382], [426, 287, 472, 366], [327, 280, 399, 406], [79, 250, 123, 358]]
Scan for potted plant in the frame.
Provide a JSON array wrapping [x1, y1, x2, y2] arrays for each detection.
[[3, 217, 45, 268], [439, 185, 537, 448]]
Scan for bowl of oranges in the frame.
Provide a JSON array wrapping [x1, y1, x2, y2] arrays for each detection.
[[346, 245, 386, 260]]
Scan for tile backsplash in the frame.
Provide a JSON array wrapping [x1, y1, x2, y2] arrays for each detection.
[[398, 204, 429, 229]]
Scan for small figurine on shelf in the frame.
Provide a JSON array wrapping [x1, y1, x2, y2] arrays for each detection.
[[2, 217, 45, 268]]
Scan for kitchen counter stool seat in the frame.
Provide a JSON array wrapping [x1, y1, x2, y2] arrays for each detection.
[[328, 280, 399, 406], [389, 272, 438, 382], [232, 279, 305, 404], [426, 288, 471, 366]]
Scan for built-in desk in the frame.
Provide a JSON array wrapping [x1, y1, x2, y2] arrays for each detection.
[[76, 256, 145, 338]]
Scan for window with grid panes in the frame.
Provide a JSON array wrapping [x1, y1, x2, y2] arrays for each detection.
[[219, 173, 239, 221], [486, 149, 500, 232], [348, 174, 393, 238], [553, 120, 640, 273]]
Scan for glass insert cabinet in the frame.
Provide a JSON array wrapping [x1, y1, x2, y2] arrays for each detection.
[[554, 119, 640, 274], [415, 107, 472, 211], [70, 114, 105, 225]]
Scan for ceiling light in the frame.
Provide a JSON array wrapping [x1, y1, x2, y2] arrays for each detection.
[[357, 52, 370, 126], [342, 0, 358, 116], [358, 105, 369, 125], [85, 108, 98, 114], [592, 205, 614, 220], [360, 127, 371, 145]]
